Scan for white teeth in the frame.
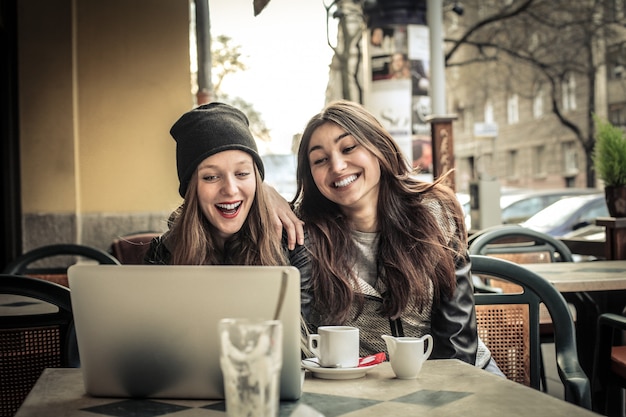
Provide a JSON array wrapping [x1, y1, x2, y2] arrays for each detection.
[[334, 175, 357, 188], [216, 202, 241, 210]]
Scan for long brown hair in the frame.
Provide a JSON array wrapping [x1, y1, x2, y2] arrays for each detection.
[[292, 100, 467, 323], [168, 166, 286, 266]]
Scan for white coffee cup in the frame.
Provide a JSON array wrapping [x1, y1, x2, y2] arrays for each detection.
[[307, 326, 359, 368]]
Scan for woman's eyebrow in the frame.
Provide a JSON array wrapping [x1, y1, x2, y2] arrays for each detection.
[[335, 132, 351, 142], [197, 160, 252, 171], [308, 131, 351, 155]]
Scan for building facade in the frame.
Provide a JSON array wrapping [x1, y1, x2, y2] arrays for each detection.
[[444, 0, 626, 193]]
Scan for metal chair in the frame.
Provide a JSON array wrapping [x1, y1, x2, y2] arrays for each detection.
[[471, 255, 591, 409], [2, 243, 120, 287], [0, 274, 79, 417], [592, 311, 626, 416], [469, 225, 576, 391], [469, 224, 574, 263]]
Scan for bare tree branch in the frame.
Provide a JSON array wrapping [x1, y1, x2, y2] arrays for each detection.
[[445, 0, 535, 62], [443, 0, 623, 186]]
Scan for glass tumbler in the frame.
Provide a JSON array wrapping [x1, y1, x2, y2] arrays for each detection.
[[219, 318, 282, 417]]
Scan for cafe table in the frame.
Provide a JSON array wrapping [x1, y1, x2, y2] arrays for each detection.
[[524, 260, 626, 293], [524, 260, 626, 377], [15, 360, 599, 417]]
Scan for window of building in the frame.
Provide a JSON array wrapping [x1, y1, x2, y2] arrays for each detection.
[[450, 66, 460, 82], [605, 0, 625, 21], [533, 86, 544, 119], [561, 74, 577, 112], [507, 94, 519, 124], [607, 45, 625, 80], [533, 145, 546, 176], [529, 32, 539, 52], [506, 150, 518, 179], [449, 13, 460, 31], [478, 4, 487, 18], [467, 156, 476, 180], [484, 100, 494, 123], [562, 141, 578, 176], [609, 102, 626, 127], [465, 108, 474, 135]]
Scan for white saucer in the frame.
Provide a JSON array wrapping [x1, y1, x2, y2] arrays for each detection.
[[301, 359, 379, 380]]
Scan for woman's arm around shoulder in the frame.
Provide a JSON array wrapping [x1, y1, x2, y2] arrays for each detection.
[[264, 183, 304, 250], [284, 230, 313, 322]]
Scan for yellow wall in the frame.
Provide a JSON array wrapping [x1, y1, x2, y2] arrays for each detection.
[[19, 0, 191, 215], [19, 0, 77, 213]]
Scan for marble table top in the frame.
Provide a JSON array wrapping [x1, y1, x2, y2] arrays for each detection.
[[15, 360, 599, 417], [524, 260, 626, 292]]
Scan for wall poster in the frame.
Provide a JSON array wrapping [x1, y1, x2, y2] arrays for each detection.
[[365, 23, 432, 175]]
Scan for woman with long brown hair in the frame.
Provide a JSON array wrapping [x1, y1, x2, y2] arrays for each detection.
[[293, 100, 500, 373]]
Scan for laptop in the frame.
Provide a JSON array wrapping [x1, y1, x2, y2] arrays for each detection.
[[68, 264, 303, 400]]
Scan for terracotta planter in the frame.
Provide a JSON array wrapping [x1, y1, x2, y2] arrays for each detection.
[[604, 186, 626, 218]]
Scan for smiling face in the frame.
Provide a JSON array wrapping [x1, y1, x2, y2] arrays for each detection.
[[307, 122, 381, 219], [196, 150, 256, 247]]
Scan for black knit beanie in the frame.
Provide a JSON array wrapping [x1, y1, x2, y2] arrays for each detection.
[[170, 102, 264, 197]]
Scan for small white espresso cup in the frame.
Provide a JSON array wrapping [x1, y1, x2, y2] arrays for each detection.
[[307, 326, 359, 368]]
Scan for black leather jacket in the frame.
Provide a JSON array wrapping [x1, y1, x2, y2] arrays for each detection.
[[143, 232, 236, 265], [428, 250, 477, 364], [144, 233, 171, 265]]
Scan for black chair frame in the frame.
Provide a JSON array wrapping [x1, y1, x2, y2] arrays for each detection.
[[3, 243, 120, 276], [471, 255, 591, 409], [469, 225, 574, 263], [0, 274, 79, 365], [592, 312, 626, 415], [469, 226, 580, 392], [0, 274, 80, 417]]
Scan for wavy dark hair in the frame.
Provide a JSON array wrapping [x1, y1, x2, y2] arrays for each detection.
[[168, 166, 286, 266], [292, 100, 466, 323]]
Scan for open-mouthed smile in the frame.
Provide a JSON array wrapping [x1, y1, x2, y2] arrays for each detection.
[[216, 201, 242, 215], [333, 174, 359, 188]]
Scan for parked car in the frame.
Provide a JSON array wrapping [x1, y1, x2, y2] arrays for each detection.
[[520, 193, 608, 237], [458, 188, 528, 231], [459, 188, 599, 231], [561, 223, 606, 241], [500, 188, 600, 225]]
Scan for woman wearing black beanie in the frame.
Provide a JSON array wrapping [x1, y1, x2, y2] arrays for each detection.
[[144, 102, 287, 266]]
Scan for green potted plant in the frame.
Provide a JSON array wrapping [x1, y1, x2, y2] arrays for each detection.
[[592, 115, 626, 217]]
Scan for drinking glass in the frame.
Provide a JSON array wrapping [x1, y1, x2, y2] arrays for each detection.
[[219, 318, 282, 417]]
